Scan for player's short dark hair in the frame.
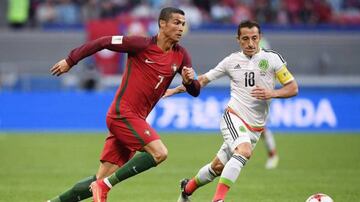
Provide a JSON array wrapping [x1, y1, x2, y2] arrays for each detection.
[[158, 7, 185, 27], [237, 20, 261, 36]]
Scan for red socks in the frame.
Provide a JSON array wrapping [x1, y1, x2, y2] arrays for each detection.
[[184, 178, 198, 195], [212, 183, 229, 201]]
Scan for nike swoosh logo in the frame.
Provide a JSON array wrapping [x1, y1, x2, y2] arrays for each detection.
[[132, 166, 138, 173], [145, 59, 155, 64]]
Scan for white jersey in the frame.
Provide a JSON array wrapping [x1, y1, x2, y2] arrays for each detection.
[[205, 49, 293, 127]]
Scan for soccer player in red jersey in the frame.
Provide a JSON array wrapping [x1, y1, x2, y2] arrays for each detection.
[[47, 7, 200, 202]]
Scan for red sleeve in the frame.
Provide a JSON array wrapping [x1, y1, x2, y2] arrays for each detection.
[[176, 46, 200, 97], [177, 47, 192, 73], [66, 36, 150, 67]]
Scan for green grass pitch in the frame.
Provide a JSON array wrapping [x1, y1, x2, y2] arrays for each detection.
[[0, 133, 359, 202]]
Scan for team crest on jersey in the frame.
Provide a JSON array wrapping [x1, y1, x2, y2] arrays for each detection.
[[258, 59, 269, 76], [144, 130, 151, 136], [171, 63, 178, 73]]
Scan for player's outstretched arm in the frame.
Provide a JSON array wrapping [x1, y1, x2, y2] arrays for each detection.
[[50, 59, 71, 76], [163, 74, 211, 98]]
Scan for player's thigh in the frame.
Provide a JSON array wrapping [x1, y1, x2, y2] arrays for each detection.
[[220, 111, 261, 152], [106, 116, 160, 151], [100, 132, 136, 168]]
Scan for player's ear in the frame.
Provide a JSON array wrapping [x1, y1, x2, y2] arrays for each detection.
[[159, 19, 166, 28]]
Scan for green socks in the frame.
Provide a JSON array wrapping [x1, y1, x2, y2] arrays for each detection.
[[49, 175, 96, 202], [108, 152, 157, 186], [48, 152, 156, 201]]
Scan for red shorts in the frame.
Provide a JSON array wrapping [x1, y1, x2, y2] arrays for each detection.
[[100, 116, 160, 167]]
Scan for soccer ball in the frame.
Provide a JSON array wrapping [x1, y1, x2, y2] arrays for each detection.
[[306, 193, 333, 202]]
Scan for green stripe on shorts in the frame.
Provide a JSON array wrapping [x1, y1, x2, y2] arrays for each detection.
[[121, 118, 145, 147]]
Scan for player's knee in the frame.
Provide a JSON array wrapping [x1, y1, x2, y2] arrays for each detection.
[[235, 150, 252, 159], [234, 144, 252, 159], [151, 147, 168, 164]]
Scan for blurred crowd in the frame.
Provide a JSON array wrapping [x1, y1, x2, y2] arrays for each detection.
[[6, 0, 360, 29]]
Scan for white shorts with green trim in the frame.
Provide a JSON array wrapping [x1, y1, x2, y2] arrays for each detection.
[[216, 110, 262, 165]]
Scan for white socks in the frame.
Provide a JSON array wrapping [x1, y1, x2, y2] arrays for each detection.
[[195, 163, 218, 186], [219, 154, 247, 186]]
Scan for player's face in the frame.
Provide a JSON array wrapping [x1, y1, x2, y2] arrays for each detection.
[[161, 13, 186, 42], [237, 27, 261, 57]]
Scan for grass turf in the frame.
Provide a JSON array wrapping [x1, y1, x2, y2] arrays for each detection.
[[0, 133, 359, 202]]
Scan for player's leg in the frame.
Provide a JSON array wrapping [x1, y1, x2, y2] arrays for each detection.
[[103, 139, 164, 187], [178, 140, 233, 202], [47, 132, 129, 202], [212, 143, 251, 202], [91, 117, 162, 201], [262, 128, 279, 169], [212, 110, 261, 202], [47, 175, 97, 202], [90, 130, 137, 202], [177, 155, 224, 202]]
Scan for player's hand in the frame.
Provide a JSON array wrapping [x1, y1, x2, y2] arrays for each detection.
[[50, 59, 71, 76], [181, 66, 194, 85], [251, 86, 274, 100], [163, 85, 187, 98], [163, 88, 177, 98]]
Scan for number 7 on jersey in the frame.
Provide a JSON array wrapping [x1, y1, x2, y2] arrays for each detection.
[[155, 75, 164, 89]]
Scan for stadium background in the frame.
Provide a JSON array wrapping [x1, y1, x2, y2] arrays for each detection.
[[1, 0, 360, 202]]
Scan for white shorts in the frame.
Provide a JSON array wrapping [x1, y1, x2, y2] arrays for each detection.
[[216, 110, 262, 165]]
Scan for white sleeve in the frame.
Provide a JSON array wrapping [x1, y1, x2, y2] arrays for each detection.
[[204, 56, 230, 81], [272, 51, 287, 72]]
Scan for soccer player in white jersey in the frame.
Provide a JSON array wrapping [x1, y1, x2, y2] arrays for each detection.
[[164, 20, 298, 202]]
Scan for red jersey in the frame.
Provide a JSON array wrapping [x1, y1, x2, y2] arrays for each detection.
[[66, 35, 195, 119]]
